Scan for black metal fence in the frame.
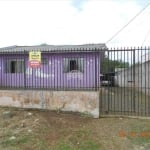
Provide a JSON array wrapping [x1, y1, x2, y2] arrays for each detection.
[[100, 47, 150, 116], [0, 48, 103, 90]]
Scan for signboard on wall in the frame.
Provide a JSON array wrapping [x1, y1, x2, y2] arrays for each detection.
[[28, 60, 41, 68], [28, 51, 41, 68], [29, 51, 41, 61]]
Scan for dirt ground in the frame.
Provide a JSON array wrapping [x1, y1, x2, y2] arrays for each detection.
[[0, 107, 150, 150]]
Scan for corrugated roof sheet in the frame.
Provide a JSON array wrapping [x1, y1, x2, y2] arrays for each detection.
[[0, 43, 107, 52]]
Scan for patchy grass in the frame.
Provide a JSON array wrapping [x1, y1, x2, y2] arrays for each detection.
[[0, 107, 149, 150], [52, 140, 100, 150], [126, 120, 150, 149]]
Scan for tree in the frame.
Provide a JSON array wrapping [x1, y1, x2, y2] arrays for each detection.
[[101, 56, 129, 73]]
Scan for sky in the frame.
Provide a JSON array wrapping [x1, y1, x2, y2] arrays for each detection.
[[0, 0, 150, 48]]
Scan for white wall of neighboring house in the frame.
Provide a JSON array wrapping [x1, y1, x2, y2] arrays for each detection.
[[115, 67, 133, 87], [141, 52, 150, 63], [115, 62, 150, 95]]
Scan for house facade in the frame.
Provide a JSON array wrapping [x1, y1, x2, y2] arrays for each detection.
[[0, 44, 106, 90], [0, 44, 107, 118]]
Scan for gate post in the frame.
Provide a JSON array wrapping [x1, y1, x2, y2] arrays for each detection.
[[133, 48, 136, 112], [24, 50, 26, 89]]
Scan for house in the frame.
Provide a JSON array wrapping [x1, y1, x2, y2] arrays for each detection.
[[0, 44, 107, 118], [115, 61, 150, 95], [0, 44, 106, 90]]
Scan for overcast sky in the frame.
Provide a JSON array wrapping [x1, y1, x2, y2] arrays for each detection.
[[0, 0, 150, 48]]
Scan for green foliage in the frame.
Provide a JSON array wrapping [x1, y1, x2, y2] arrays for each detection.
[[101, 56, 129, 73]]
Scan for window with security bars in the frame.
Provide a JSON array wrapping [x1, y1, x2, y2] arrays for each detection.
[[5, 59, 24, 73], [63, 58, 84, 73]]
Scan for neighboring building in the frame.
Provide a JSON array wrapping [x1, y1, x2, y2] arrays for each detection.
[[115, 62, 150, 95], [0, 44, 106, 90], [141, 52, 150, 63]]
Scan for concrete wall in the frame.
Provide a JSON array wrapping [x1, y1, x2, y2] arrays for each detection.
[[0, 90, 99, 118]]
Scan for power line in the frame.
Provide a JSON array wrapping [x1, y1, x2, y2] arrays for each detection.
[[142, 28, 150, 46], [106, 2, 150, 44]]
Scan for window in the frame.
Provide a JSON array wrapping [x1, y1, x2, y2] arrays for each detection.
[[5, 59, 24, 73], [63, 58, 84, 73], [70, 60, 77, 71]]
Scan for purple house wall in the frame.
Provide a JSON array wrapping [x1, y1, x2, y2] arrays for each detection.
[[0, 44, 106, 90]]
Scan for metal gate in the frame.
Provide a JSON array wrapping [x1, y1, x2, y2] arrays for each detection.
[[100, 48, 150, 117]]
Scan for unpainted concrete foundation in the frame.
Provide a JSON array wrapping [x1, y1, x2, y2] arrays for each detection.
[[0, 90, 99, 118]]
